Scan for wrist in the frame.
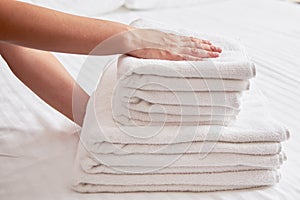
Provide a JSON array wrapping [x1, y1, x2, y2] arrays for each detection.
[[120, 26, 137, 54]]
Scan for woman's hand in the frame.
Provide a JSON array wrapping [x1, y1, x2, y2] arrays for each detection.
[[124, 29, 222, 61]]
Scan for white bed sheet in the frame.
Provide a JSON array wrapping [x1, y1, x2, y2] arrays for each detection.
[[1, 0, 300, 199]]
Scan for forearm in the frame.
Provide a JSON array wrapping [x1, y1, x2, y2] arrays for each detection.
[[0, 42, 89, 125], [0, 0, 222, 60], [0, 0, 131, 55]]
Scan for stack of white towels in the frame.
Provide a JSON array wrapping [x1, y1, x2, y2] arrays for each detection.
[[72, 20, 289, 193], [113, 57, 253, 126]]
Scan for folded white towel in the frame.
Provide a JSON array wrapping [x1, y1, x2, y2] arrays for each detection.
[[117, 19, 256, 80], [113, 109, 236, 126], [118, 88, 242, 107], [119, 74, 250, 92], [74, 169, 280, 187], [75, 169, 279, 186], [88, 141, 282, 155], [72, 183, 264, 193], [113, 119, 232, 126], [72, 167, 280, 193], [81, 156, 273, 174], [126, 100, 240, 116], [84, 152, 285, 169], [118, 56, 256, 80]]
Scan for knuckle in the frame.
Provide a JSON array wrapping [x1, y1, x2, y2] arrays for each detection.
[[172, 54, 184, 61], [190, 37, 197, 42], [190, 48, 198, 55]]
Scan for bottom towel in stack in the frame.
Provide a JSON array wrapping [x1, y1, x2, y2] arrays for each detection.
[[72, 62, 289, 193]]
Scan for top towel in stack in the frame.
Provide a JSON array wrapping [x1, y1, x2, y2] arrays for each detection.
[[112, 19, 256, 126]]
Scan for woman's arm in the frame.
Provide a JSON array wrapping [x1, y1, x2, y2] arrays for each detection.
[[0, 42, 88, 126], [0, 0, 221, 60], [0, 0, 130, 54]]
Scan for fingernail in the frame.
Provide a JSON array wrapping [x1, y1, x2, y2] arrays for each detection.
[[211, 46, 222, 53], [211, 46, 218, 51], [209, 52, 219, 57]]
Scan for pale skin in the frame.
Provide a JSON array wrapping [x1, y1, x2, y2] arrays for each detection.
[[0, 0, 222, 126]]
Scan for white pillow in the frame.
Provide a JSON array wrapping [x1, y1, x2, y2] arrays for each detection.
[[29, 0, 125, 16], [124, 0, 211, 10]]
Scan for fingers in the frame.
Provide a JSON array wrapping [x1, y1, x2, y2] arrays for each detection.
[[198, 43, 222, 53], [171, 34, 214, 47], [126, 29, 222, 61], [185, 42, 222, 54], [167, 53, 203, 61], [163, 48, 219, 61], [181, 36, 222, 53], [152, 49, 204, 61], [179, 47, 220, 59], [189, 40, 222, 53], [189, 36, 211, 45], [128, 48, 216, 61], [179, 35, 211, 45], [169, 35, 221, 59]]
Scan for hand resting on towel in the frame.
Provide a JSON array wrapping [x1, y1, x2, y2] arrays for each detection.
[[126, 28, 222, 61]]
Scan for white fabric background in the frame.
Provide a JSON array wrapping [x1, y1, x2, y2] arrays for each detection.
[[0, 0, 300, 199]]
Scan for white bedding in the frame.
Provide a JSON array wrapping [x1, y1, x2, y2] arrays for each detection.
[[1, 0, 300, 199]]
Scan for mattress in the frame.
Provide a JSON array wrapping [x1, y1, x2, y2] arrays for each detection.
[[0, 0, 300, 199]]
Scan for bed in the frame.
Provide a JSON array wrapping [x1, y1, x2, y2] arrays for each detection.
[[1, 0, 300, 199]]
